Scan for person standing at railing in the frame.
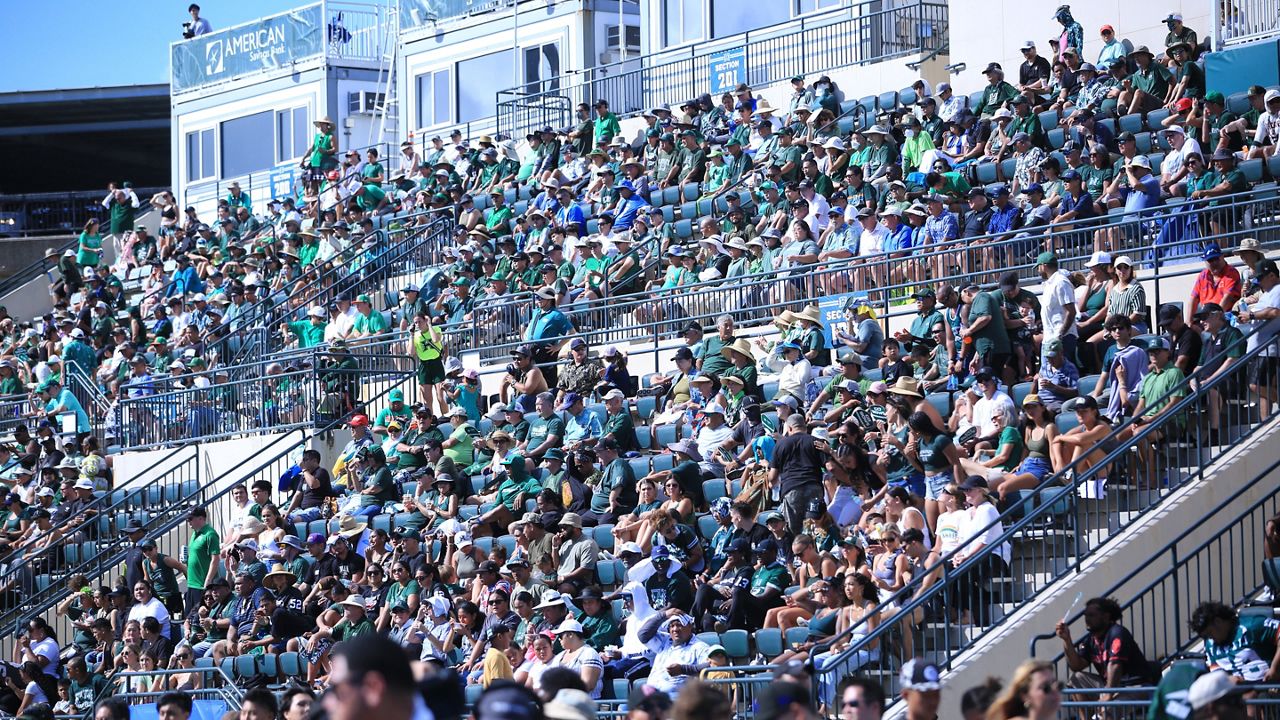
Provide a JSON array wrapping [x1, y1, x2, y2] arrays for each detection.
[[302, 118, 339, 200]]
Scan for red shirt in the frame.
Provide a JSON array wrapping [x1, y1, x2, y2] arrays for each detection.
[[1192, 265, 1242, 311]]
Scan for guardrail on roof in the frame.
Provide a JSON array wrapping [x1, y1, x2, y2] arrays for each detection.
[[494, 0, 948, 137]]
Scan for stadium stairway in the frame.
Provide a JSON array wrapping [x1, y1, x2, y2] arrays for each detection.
[[701, 330, 1280, 719], [1027, 454, 1280, 717], [6, 366, 416, 640]]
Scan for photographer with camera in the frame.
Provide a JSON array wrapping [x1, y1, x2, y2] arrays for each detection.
[[181, 4, 211, 39], [501, 345, 547, 410]]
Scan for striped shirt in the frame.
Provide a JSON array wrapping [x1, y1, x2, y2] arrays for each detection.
[[1107, 282, 1147, 322]]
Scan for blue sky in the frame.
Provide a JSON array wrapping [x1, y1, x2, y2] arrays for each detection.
[[0, 0, 306, 93]]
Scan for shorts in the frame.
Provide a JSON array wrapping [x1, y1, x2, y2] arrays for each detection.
[[418, 356, 445, 385], [889, 472, 927, 499], [924, 470, 953, 501], [1249, 356, 1279, 388], [1016, 456, 1053, 483]]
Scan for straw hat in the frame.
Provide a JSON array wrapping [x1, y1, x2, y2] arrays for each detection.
[[314, 116, 335, 127], [887, 376, 924, 399], [773, 309, 796, 329], [795, 305, 823, 325], [720, 338, 756, 363], [264, 563, 297, 584], [335, 514, 368, 538]]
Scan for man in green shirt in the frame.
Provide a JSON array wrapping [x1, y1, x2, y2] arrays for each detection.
[[485, 191, 514, 237], [772, 129, 803, 183], [568, 104, 595, 156], [599, 389, 638, 453], [1119, 46, 1170, 115], [700, 315, 737, 377], [963, 287, 1012, 380], [283, 306, 328, 348], [593, 99, 622, 144], [351, 294, 389, 338], [669, 130, 705, 186], [585, 437, 637, 524], [185, 507, 221, 612], [524, 392, 565, 459], [1196, 302, 1245, 436], [1168, 43, 1204, 101], [1124, 337, 1186, 487], [1191, 601, 1280, 681], [975, 63, 1018, 117], [731, 538, 792, 632], [374, 388, 413, 432]]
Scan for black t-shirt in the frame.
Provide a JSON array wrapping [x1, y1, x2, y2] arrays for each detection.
[[645, 569, 694, 610], [961, 207, 993, 239], [1170, 324, 1204, 373], [772, 432, 825, 496], [1074, 623, 1155, 681], [1019, 56, 1052, 88], [315, 551, 366, 582], [296, 469, 337, 510]]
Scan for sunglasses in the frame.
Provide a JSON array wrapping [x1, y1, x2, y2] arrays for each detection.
[[1038, 681, 1062, 693]]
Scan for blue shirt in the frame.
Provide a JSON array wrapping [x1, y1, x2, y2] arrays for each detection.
[[822, 223, 856, 254], [1062, 190, 1097, 220], [884, 223, 913, 252], [525, 308, 573, 342], [555, 204, 586, 235], [565, 408, 602, 444], [988, 204, 1023, 236], [923, 212, 957, 244], [611, 195, 649, 231], [1123, 174, 1163, 216], [45, 388, 90, 433]]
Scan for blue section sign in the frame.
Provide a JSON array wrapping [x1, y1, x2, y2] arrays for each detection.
[[817, 293, 857, 346], [709, 47, 747, 95]]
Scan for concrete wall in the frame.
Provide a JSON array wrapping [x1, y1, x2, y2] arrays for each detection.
[[930, 420, 1280, 719]]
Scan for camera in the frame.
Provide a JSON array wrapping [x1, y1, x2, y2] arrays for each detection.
[[182, 22, 195, 39]]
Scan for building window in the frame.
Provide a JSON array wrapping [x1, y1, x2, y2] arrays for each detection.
[[712, 0, 788, 38], [276, 106, 309, 163], [456, 49, 515, 123], [186, 129, 215, 183], [605, 25, 642, 56], [522, 43, 561, 94], [220, 111, 274, 180], [415, 69, 452, 128], [794, 0, 843, 13], [662, 0, 703, 47]]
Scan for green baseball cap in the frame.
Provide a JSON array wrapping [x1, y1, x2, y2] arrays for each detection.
[[1204, 91, 1226, 105], [451, 277, 470, 287], [389, 388, 404, 402], [356, 294, 373, 304], [1036, 251, 1059, 265]]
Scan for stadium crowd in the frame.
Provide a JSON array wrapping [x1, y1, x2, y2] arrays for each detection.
[[2, 5, 1280, 720]]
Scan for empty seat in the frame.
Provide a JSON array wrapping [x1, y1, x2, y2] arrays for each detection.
[[682, 183, 699, 202], [720, 629, 750, 660], [755, 627, 784, 658], [877, 91, 898, 111], [898, 87, 918, 106]]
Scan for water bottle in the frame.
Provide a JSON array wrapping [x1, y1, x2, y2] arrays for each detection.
[[180, 546, 188, 563]]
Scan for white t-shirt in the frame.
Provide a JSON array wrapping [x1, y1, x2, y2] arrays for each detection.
[[127, 596, 172, 638], [960, 501, 1010, 565], [1254, 111, 1280, 148], [973, 390, 1016, 437], [935, 510, 966, 555], [1247, 284, 1280, 355], [859, 226, 890, 257], [1162, 137, 1202, 180], [1041, 269, 1078, 339], [31, 636, 60, 677]]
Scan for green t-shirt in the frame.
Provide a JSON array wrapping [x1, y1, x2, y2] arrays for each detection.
[[749, 563, 792, 597], [332, 617, 376, 641], [526, 415, 565, 451], [993, 426, 1023, 471], [916, 432, 954, 473], [1203, 614, 1279, 678], [287, 320, 327, 348], [590, 458, 637, 514], [70, 674, 108, 710], [774, 145, 803, 182], [360, 467, 398, 507], [1131, 64, 1171, 98], [1138, 365, 1186, 423], [187, 524, 220, 590], [1080, 164, 1117, 198], [354, 310, 389, 335], [969, 290, 1011, 355], [445, 424, 475, 465]]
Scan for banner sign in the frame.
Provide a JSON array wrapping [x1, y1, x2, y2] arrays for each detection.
[[817, 292, 858, 346], [172, 5, 323, 93], [709, 47, 747, 95]]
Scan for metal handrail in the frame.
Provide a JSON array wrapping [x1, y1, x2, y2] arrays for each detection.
[[106, 667, 242, 709], [115, 346, 413, 452], [1029, 455, 1280, 666], [799, 329, 1280, 707], [0, 196, 155, 301], [493, 0, 948, 137]]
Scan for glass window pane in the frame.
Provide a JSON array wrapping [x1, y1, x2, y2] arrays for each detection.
[[682, 0, 703, 42], [713, 0, 784, 38], [416, 73, 431, 128], [433, 70, 450, 125], [187, 132, 200, 182], [293, 108, 308, 159], [201, 129, 215, 179], [220, 111, 274, 179], [276, 111, 289, 163], [456, 50, 514, 123], [662, 0, 680, 47]]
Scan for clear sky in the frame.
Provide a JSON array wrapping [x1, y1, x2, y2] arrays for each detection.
[[0, 0, 310, 93]]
